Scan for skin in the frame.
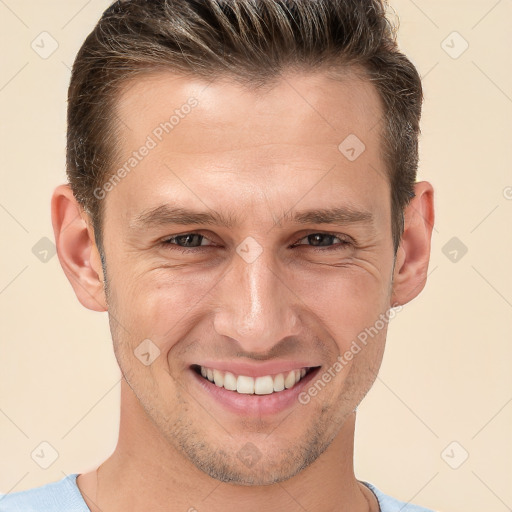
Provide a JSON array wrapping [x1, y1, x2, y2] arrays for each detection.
[[51, 67, 434, 512]]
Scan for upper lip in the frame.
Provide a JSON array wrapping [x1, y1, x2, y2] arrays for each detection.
[[192, 360, 321, 378]]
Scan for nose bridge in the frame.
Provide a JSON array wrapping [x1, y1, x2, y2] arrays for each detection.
[[213, 244, 299, 351]]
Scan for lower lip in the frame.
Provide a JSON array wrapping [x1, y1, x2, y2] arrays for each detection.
[[189, 366, 321, 417]]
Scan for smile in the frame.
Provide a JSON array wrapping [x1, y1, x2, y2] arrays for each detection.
[[192, 364, 316, 395]]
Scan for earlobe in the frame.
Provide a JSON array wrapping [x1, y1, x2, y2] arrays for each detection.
[[51, 184, 108, 312], [391, 181, 435, 306]]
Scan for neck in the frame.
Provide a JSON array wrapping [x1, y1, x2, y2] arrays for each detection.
[[77, 379, 377, 512]]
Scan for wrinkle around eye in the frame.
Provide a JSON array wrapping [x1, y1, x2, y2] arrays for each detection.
[[299, 243, 385, 278], [343, 254, 385, 281]]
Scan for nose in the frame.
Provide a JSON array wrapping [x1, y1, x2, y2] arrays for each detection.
[[212, 243, 301, 354]]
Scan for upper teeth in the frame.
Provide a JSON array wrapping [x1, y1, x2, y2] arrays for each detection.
[[199, 366, 308, 395]]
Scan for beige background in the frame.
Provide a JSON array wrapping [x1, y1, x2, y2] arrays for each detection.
[[1, 1, 511, 511]]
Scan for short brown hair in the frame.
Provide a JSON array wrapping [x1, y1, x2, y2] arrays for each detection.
[[67, 0, 422, 256]]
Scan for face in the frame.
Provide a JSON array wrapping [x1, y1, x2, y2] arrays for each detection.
[[98, 68, 395, 485]]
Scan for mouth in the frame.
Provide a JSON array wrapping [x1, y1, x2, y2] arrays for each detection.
[[191, 364, 319, 395], [189, 363, 322, 416]]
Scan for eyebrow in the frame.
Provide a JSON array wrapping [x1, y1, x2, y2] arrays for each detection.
[[129, 204, 374, 231]]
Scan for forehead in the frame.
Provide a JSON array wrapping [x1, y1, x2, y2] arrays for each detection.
[[105, 68, 388, 226], [115, 67, 384, 155]]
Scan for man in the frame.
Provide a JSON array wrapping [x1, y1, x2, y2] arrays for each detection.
[[0, 0, 436, 510]]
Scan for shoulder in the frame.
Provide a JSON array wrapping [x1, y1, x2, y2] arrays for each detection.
[[0, 473, 89, 512], [361, 481, 439, 512]]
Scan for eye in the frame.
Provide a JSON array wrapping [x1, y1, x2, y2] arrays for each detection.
[[292, 232, 353, 251], [160, 232, 215, 253], [159, 231, 353, 255]]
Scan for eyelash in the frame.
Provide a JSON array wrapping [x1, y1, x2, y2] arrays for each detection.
[[160, 232, 354, 254]]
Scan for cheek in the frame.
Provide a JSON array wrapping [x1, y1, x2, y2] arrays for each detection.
[[108, 266, 214, 346], [291, 264, 391, 348], [107, 252, 392, 358], [105, 270, 198, 394]]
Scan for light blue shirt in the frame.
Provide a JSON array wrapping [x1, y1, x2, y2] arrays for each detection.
[[0, 473, 437, 511]]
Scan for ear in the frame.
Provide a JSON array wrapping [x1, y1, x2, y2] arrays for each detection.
[[391, 181, 435, 306], [51, 184, 107, 312]]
